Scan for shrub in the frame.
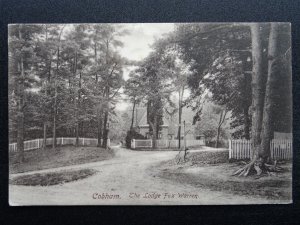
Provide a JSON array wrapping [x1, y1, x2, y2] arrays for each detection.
[[125, 129, 146, 148]]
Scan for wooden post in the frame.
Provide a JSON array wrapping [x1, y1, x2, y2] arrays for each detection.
[[83, 138, 85, 146]]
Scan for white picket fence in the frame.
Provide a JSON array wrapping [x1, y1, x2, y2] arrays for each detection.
[[131, 139, 205, 149], [9, 137, 110, 153], [229, 139, 292, 160], [270, 139, 293, 160]]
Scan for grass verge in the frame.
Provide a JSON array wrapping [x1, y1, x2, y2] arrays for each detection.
[[10, 146, 114, 174], [10, 169, 97, 186]]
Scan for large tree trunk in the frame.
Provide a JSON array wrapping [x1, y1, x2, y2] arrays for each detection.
[[259, 23, 280, 162], [215, 110, 227, 148], [243, 106, 250, 140], [130, 99, 136, 130], [215, 111, 223, 148], [17, 28, 25, 162], [243, 71, 252, 140], [94, 35, 104, 148], [233, 23, 283, 177], [102, 86, 110, 148], [97, 110, 103, 147], [43, 26, 49, 149], [75, 123, 79, 147], [73, 51, 80, 147], [177, 93, 182, 149], [43, 122, 47, 149], [52, 46, 59, 149], [51, 26, 65, 149], [76, 71, 82, 146], [102, 109, 109, 148], [17, 97, 24, 162], [150, 117, 157, 149], [52, 99, 57, 149], [250, 23, 265, 159], [215, 127, 221, 148], [43, 68, 51, 149], [233, 23, 266, 176]]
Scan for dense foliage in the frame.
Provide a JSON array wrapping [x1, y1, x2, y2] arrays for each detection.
[[9, 24, 126, 160]]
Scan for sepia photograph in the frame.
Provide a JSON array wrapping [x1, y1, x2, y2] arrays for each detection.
[[8, 23, 292, 205]]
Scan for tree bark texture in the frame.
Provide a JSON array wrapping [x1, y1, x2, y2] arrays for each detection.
[[150, 116, 158, 149], [17, 27, 25, 162], [177, 89, 183, 149], [215, 109, 227, 148], [130, 99, 136, 130], [102, 86, 110, 148], [97, 109, 103, 147], [259, 23, 280, 161], [250, 23, 266, 159], [243, 106, 250, 140], [52, 46, 59, 149]]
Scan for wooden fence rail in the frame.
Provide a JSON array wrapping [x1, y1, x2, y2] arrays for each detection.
[[9, 137, 110, 153], [228, 139, 292, 160], [131, 139, 205, 149]]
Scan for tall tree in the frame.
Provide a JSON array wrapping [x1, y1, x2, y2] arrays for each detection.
[[88, 24, 125, 148], [249, 24, 266, 160], [234, 23, 291, 176], [174, 23, 253, 139], [17, 27, 25, 161], [8, 24, 42, 161], [124, 71, 144, 130], [163, 46, 192, 148], [135, 52, 172, 149], [259, 23, 292, 163], [51, 25, 66, 149]]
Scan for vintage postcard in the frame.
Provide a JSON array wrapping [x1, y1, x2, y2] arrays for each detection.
[[9, 23, 292, 205]]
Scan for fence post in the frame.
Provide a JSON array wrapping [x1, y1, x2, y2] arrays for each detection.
[[132, 139, 135, 149], [83, 138, 85, 146]]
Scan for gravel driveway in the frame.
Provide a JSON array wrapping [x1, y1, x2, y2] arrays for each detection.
[[9, 146, 278, 205]]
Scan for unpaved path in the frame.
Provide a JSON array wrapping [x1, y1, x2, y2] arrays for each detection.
[[9, 146, 280, 205]]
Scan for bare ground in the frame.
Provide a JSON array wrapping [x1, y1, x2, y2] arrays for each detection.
[[153, 150, 292, 201], [9, 146, 291, 205]]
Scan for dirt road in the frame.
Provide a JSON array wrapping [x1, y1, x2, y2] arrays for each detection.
[[9, 146, 279, 205]]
